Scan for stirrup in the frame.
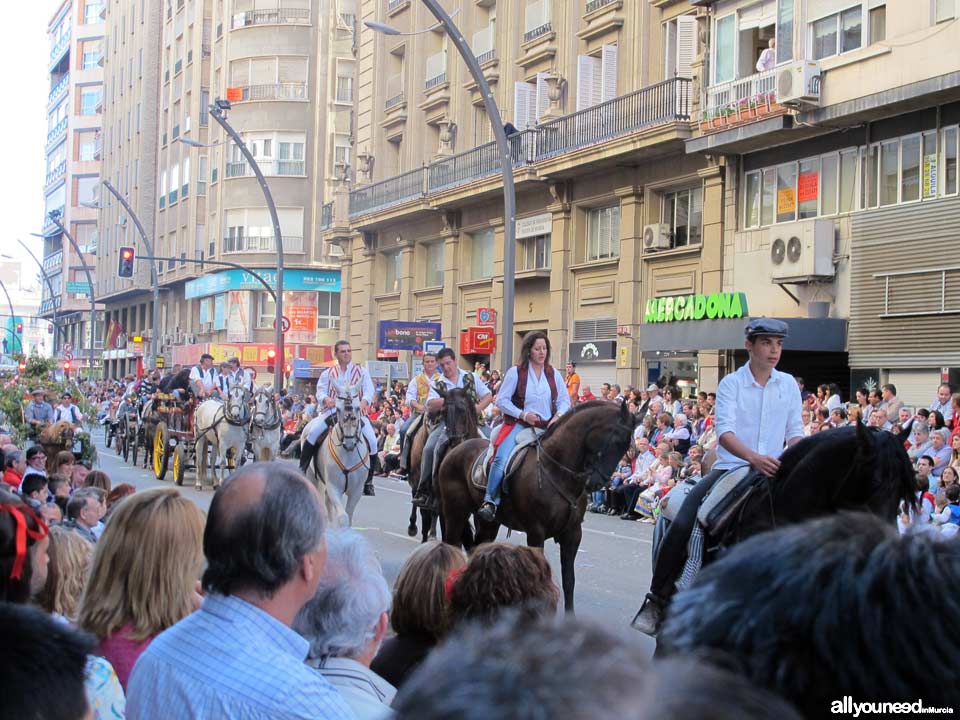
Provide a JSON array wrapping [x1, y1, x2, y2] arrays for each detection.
[[412, 493, 431, 508], [630, 594, 663, 638], [477, 501, 497, 522]]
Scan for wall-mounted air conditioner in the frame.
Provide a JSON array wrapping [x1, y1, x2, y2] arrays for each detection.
[[643, 223, 672, 251], [776, 60, 821, 106], [769, 219, 835, 281]]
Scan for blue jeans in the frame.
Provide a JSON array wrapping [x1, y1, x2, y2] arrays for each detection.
[[485, 423, 522, 505]]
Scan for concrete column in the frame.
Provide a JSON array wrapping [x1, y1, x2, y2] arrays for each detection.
[[547, 201, 572, 365], [616, 185, 644, 388], [441, 231, 461, 349], [348, 232, 376, 360]]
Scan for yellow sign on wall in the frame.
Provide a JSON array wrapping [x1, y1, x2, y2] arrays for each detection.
[[776, 188, 796, 215]]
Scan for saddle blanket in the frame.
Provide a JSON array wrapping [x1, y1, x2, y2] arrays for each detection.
[[470, 426, 543, 491]]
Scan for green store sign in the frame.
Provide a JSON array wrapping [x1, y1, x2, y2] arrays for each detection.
[[644, 292, 748, 323]]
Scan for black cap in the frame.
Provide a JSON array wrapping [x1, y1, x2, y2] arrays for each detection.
[[745, 317, 789, 339]]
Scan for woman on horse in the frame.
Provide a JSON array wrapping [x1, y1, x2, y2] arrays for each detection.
[[478, 331, 570, 522]]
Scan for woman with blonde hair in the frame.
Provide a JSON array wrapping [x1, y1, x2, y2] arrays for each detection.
[[371, 541, 467, 688], [50, 450, 75, 480], [36, 525, 93, 622], [77, 488, 205, 690]]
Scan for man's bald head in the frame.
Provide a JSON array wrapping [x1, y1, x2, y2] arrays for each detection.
[[202, 463, 326, 599]]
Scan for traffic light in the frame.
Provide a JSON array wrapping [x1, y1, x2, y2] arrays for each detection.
[[15, 322, 23, 334], [266, 348, 277, 373], [47, 323, 54, 335], [284, 363, 292, 377], [118, 246, 135, 278], [63, 360, 71, 378], [17, 361, 26, 373]]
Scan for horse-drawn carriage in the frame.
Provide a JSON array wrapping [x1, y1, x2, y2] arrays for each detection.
[[150, 392, 196, 485]]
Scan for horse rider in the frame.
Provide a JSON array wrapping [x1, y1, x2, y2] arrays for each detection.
[[137, 369, 161, 410], [190, 353, 222, 401], [395, 351, 442, 478], [478, 331, 570, 523], [413, 347, 493, 509], [299, 340, 379, 496], [633, 318, 803, 636], [25, 388, 54, 439], [53, 391, 84, 430], [226, 357, 254, 392]]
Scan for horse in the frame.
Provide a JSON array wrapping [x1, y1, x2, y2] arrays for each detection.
[[38, 421, 76, 474], [248, 385, 282, 462], [193, 384, 251, 491], [645, 422, 917, 628], [310, 381, 370, 527], [438, 400, 637, 613], [406, 387, 481, 543]]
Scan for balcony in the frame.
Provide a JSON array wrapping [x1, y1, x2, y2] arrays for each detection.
[[46, 117, 68, 145], [703, 67, 778, 122], [385, 92, 405, 110], [93, 133, 103, 159], [585, 0, 617, 12], [43, 251, 64, 274], [224, 159, 306, 178], [40, 297, 63, 315], [523, 22, 552, 44], [231, 8, 310, 28], [387, 0, 407, 11], [44, 161, 67, 187], [428, 130, 538, 193], [48, 74, 70, 105], [223, 235, 304, 253], [475, 49, 496, 66], [232, 83, 308, 102], [49, 32, 71, 67], [320, 201, 333, 230], [425, 72, 447, 91], [349, 167, 426, 217]]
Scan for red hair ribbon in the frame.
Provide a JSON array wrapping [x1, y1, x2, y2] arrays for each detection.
[[444, 567, 464, 600], [0, 504, 48, 581]]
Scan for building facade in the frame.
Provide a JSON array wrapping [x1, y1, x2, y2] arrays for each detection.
[[42, 0, 106, 374]]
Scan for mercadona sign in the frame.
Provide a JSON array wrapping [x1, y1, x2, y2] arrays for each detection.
[[644, 292, 748, 323]]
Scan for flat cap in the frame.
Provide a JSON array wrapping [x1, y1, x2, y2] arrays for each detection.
[[30, 388, 45, 395], [745, 317, 789, 339]]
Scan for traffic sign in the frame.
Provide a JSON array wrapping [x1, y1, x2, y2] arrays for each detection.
[[423, 340, 446, 355], [63, 342, 74, 353], [476, 307, 496, 326], [273, 316, 292, 333], [63, 352, 73, 361]]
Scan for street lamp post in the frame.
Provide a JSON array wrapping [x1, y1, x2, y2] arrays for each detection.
[[366, 2, 517, 370], [101, 180, 161, 367], [42, 211, 98, 378], [205, 101, 286, 390], [18, 239, 62, 357]]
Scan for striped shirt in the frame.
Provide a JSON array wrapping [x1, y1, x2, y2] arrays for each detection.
[[127, 593, 355, 720]]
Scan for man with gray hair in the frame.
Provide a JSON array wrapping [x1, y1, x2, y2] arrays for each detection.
[[295, 530, 395, 719], [128, 463, 353, 720], [62, 488, 101, 544]]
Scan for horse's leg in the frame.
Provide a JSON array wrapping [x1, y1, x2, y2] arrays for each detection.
[[345, 470, 364, 527], [558, 524, 583, 615], [195, 437, 205, 490]]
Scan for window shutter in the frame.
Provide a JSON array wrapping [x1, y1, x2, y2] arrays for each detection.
[[514, 81, 535, 129], [675, 16, 697, 79], [251, 57, 274, 84], [600, 44, 617, 102], [535, 72, 550, 122], [576, 55, 598, 111], [230, 60, 249, 86], [278, 57, 306, 83]]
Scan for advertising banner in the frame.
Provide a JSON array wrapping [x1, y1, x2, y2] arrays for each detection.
[[378, 321, 441, 351], [226, 291, 251, 343], [287, 291, 318, 344]]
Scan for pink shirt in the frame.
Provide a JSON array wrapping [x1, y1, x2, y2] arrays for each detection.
[[97, 624, 155, 691]]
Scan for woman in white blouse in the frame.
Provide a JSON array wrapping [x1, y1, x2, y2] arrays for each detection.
[[478, 332, 571, 522]]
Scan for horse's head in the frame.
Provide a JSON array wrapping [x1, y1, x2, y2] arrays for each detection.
[[584, 400, 637, 491], [40, 420, 74, 446], [443, 388, 478, 445], [334, 381, 362, 432], [224, 383, 250, 424], [252, 385, 278, 426]]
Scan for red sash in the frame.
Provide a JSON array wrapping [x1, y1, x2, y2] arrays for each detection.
[[494, 363, 558, 450]]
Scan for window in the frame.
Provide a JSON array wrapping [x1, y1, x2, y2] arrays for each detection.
[[776, 0, 794, 64], [257, 292, 276, 329], [935, 0, 956, 23], [821, 153, 839, 216], [879, 139, 898, 206], [662, 187, 703, 246], [745, 170, 761, 228], [575, 44, 618, 112], [197, 156, 208, 195], [84, 1, 104, 24], [811, 6, 862, 60], [383, 251, 402, 293], [585, 205, 620, 262], [470, 229, 495, 279], [864, 144, 879, 208], [317, 292, 341, 329], [77, 130, 97, 161], [869, 4, 886, 42], [74, 176, 98, 207], [776, 164, 797, 223], [797, 158, 819, 219], [943, 126, 958, 196], [900, 134, 921, 203], [922, 131, 937, 199], [79, 86, 102, 115], [81, 39, 103, 69], [664, 15, 697, 81], [519, 234, 550, 271], [713, 14, 735, 84], [278, 141, 305, 175], [336, 72, 353, 103], [423, 242, 444, 287]]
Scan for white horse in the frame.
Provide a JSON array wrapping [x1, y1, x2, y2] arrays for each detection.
[[308, 381, 370, 527], [194, 383, 250, 490], [249, 385, 282, 462]]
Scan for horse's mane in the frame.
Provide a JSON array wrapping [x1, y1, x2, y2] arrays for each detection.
[[39, 420, 74, 445], [443, 387, 479, 438], [540, 400, 619, 442]]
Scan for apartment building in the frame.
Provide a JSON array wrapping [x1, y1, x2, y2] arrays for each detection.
[[330, 0, 731, 391], [684, 0, 960, 405], [41, 0, 106, 374], [97, 0, 163, 378]]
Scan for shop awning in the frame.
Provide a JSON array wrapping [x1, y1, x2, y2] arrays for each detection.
[[638, 318, 847, 354]]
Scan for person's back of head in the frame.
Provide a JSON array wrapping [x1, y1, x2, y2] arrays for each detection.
[[660, 512, 960, 715], [0, 603, 94, 720], [389, 540, 466, 643], [203, 462, 326, 599], [0, 498, 49, 603], [392, 613, 801, 720]]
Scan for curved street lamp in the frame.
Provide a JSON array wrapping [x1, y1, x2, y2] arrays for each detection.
[[17, 239, 62, 354]]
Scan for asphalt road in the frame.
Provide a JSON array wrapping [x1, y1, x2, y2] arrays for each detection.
[[91, 431, 657, 655]]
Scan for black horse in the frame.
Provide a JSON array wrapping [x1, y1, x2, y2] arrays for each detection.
[[646, 422, 917, 623]]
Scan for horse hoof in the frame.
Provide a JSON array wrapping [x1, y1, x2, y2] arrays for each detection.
[[407, 525, 417, 537], [194, 484, 202, 491]]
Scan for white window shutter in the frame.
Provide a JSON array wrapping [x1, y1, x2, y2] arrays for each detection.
[[675, 15, 697, 79], [576, 55, 597, 111], [535, 72, 550, 122], [600, 44, 618, 102], [514, 81, 535, 129]]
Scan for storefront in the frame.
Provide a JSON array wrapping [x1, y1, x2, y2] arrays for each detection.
[[569, 340, 617, 392]]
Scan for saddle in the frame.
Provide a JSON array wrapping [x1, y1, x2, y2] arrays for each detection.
[[470, 426, 542, 492], [696, 466, 764, 539]]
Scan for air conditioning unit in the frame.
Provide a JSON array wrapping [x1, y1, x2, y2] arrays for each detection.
[[327, 243, 345, 257], [769, 219, 835, 281], [776, 60, 821, 106], [643, 223, 672, 251]]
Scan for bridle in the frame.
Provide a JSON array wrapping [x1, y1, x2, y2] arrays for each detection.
[[333, 387, 362, 452], [223, 386, 251, 427], [250, 388, 282, 432]]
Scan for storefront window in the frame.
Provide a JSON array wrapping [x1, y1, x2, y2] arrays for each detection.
[[839, 149, 858, 213], [900, 134, 921, 203], [761, 168, 776, 226], [880, 139, 899, 206], [943, 126, 958, 196], [820, 153, 838, 216], [745, 171, 761, 228], [797, 157, 819, 219], [776, 163, 797, 223]]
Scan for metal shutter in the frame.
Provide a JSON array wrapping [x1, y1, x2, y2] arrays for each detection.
[[887, 369, 940, 410]]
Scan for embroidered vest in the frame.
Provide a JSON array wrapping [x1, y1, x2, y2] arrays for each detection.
[[416, 372, 439, 403], [510, 363, 558, 429]]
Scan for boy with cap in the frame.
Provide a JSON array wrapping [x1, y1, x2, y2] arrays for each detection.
[[633, 318, 803, 636]]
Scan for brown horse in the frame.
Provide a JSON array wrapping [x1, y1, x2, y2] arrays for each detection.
[[39, 421, 76, 474], [437, 400, 636, 613], [407, 386, 481, 543]]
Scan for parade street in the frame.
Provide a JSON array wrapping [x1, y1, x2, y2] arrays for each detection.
[[91, 435, 657, 654]]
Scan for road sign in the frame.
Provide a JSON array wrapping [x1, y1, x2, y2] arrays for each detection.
[[63, 342, 74, 353], [155, 356, 166, 368], [63, 352, 73, 361], [476, 307, 497, 326], [272, 316, 292, 333], [66, 281, 92, 295], [423, 340, 446, 354]]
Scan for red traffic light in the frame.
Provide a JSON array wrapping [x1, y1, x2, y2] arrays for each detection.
[[15, 322, 23, 333], [64, 361, 71, 370], [121, 248, 134, 260], [17, 362, 26, 372], [266, 349, 277, 360], [118, 246, 136, 278]]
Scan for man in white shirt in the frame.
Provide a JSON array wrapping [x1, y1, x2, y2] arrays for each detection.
[[633, 318, 803, 636], [227, 357, 254, 393], [189, 353, 222, 400], [756, 38, 776, 72], [929, 383, 954, 423], [53, 392, 84, 429]]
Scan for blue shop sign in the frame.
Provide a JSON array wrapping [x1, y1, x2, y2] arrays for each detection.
[[378, 321, 442, 352], [185, 268, 341, 299]]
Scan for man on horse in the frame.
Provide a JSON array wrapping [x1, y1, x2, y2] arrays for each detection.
[[395, 352, 442, 478], [299, 340, 378, 496], [412, 347, 493, 509], [633, 318, 803, 636], [478, 331, 570, 522], [189, 353, 222, 400]]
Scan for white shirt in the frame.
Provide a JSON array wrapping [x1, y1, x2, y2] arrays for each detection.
[[756, 47, 775, 72], [713, 362, 804, 471], [405, 372, 442, 407], [319, 362, 375, 404], [306, 657, 395, 720], [495, 364, 571, 421], [826, 394, 842, 412], [189, 365, 218, 392], [53, 403, 82, 425], [930, 397, 955, 423], [629, 452, 654, 483], [427, 369, 491, 401]]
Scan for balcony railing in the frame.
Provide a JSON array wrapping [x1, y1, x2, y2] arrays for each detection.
[[523, 22, 552, 43], [349, 167, 426, 217], [425, 73, 447, 90], [223, 235, 304, 253], [225, 159, 306, 178], [428, 129, 538, 193], [387, 0, 406, 10], [233, 83, 308, 102], [43, 251, 63, 274], [475, 49, 496, 65], [385, 92, 405, 109], [231, 7, 310, 28], [585, 0, 617, 13], [535, 76, 690, 160], [320, 201, 334, 230], [45, 161, 67, 187], [40, 297, 63, 315], [47, 117, 68, 145], [49, 32, 71, 64], [48, 74, 70, 104], [704, 67, 777, 119]]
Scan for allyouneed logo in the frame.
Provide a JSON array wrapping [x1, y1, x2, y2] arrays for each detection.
[[831, 697, 954, 716]]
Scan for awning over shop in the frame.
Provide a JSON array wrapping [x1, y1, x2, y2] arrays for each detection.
[[638, 318, 847, 354]]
